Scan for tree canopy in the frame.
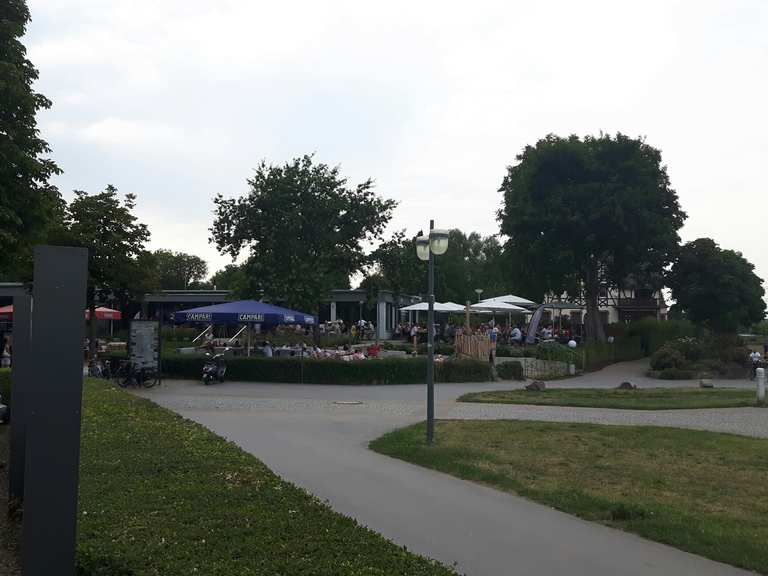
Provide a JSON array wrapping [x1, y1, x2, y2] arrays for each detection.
[[0, 0, 62, 278], [210, 155, 396, 313], [667, 238, 765, 333], [54, 186, 151, 355], [362, 228, 510, 304], [498, 133, 686, 340], [152, 249, 208, 290]]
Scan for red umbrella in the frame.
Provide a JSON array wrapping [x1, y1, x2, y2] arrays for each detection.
[[0, 305, 122, 321], [85, 307, 123, 320]]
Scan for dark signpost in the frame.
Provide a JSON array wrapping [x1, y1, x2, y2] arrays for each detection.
[[22, 246, 88, 575]]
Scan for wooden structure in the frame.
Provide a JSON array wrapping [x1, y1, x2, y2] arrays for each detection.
[[454, 333, 491, 362]]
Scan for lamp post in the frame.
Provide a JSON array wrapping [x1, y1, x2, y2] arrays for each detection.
[[474, 288, 483, 303], [416, 221, 449, 445]]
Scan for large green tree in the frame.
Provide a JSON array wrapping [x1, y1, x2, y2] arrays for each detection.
[[210, 155, 396, 315], [210, 263, 246, 294], [56, 186, 151, 357], [667, 238, 765, 333], [152, 249, 208, 290], [0, 0, 62, 278], [362, 229, 510, 304], [498, 133, 686, 341]]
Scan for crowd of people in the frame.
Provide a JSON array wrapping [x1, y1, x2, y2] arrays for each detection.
[[395, 321, 578, 347], [319, 319, 376, 340]]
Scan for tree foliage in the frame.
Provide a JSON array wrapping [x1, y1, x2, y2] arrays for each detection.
[[152, 249, 208, 290], [498, 133, 686, 340], [362, 229, 509, 304], [54, 186, 151, 355], [0, 0, 62, 278], [210, 264, 247, 294], [210, 155, 396, 313], [667, 238, 765, 333]]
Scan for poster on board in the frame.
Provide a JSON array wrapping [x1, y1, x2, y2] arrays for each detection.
[[129, 320, 160, 369]]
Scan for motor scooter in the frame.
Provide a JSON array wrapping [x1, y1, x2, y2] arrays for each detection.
[[202, 351, 227, 385]]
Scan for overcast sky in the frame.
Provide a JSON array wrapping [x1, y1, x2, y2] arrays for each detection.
[[25, 0, 768, 291]]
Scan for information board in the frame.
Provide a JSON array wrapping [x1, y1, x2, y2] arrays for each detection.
[[129, 320, 160, 369]]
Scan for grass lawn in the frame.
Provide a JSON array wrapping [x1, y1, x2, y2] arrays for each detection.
[[458, 387, 759, 410], [370, 420, 768, 574], [73, 379, 456, 575]]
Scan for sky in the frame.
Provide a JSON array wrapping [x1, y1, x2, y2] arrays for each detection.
[[24, 0, 768, 291]]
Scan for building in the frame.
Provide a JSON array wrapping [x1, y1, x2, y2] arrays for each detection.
[[321, 289, 421, 340], [544, 286, 668, 327]]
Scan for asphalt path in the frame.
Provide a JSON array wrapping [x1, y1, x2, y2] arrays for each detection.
[[136, 362, 756, 576]]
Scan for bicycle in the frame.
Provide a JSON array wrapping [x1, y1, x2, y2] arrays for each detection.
[[112, 359, 160, 388]]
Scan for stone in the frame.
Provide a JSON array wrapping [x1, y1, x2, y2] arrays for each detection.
[[525, 380, 546, 391], [699, 378, 714, 388], [616, 381, 636, 390]]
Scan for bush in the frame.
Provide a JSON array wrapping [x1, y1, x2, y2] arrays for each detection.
[[496, 361, 524, 380], [626, 318, 696, 355], [380, 342, 455, 355], [656, 368, 698, 380], [0, 368, 10, 408], [650, 346, 686, 371], [160, 355, 493, 384], [582, 337, 644, 371]]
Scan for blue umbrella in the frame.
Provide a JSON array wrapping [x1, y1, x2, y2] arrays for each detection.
[[173, 300, 315, 326]]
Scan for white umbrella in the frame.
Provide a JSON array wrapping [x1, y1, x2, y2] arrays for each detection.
[[399, 302, 457, 312], [480, 294, 536, 307], [471, 301, 528, 313]]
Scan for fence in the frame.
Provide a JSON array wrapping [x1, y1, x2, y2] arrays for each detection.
[[454, 333, 491, 362]]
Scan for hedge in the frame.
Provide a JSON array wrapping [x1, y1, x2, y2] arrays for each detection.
[[160, 355, 494, 384], [496, 361, 524, 381], [0, 368, 9, 408]]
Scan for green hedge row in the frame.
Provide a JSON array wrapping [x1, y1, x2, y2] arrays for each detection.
[[0, 368, 10, 408], [496, 361, 524, 380], [160, 355, 494, 384]]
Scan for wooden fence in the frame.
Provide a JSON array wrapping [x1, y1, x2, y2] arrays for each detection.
[[454, 333, 491, 362]]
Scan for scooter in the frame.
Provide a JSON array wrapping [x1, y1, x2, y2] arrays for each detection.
[[202, 352, 227, 385]]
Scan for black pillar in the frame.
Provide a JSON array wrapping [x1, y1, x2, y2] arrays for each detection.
[[22, 246, 88, 576]]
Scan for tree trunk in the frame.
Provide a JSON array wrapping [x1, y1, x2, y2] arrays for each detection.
[[584, 266, 606, 343]]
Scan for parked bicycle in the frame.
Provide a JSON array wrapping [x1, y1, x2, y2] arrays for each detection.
[[112, 359, 160, 388], [88, 357, 112, 380]]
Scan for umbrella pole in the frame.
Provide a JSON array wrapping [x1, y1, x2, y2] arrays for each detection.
[[247, 324, 251, 357]]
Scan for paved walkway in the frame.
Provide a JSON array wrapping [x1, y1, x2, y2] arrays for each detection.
[[136, 363, 761, 576]]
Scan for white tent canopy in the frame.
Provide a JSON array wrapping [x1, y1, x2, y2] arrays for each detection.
[[480, 294, 536, 307], [471, 301, 528, 313], [399, 302, 458, 312]]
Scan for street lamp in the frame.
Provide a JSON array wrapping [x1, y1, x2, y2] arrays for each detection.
[[416, 221, 449, 445], [474, 288, 483, 302]]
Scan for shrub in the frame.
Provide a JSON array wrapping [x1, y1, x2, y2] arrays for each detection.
[[626, 318, 696, 355], [656, 368, 698, 380], [160, 355, 493, 384], [496, 361, 524, 380], [0, 368, 10, 408], [650, 345, 686, 371]]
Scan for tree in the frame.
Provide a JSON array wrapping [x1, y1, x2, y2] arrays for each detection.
[[210, 155, 396, 317], [152, 249, 208, 290], [498, 133, 686, 341], [362, 229, 511, 305], [57, 186, 151, 357], [0, 0, 62, 278], [365, 230, 424, 296], [210, 263, 246, 294], [667, 238, 765, 333]]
